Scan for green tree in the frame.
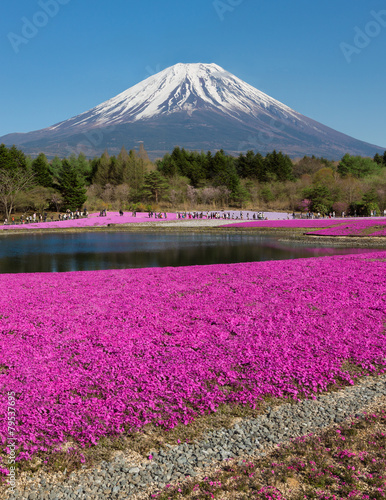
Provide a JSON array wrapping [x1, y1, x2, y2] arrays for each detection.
[[293, 156, 334, 178], [373, 151, 386, 166], [0, 143, 28, 172], [207, 150, 245, 202], [361, 189, 380, 215], [140, 171, 169, 203], [59, 159, 87, 210], [260, 186, 275, 203], [313, 167, 335, 186], [108, 157, 119, 184], [32, 153, 52, 187], [50, 156, 62, 180], [73, 152, 92, 184], [303, 184, 332, 213], [264, 150, 294, 181], [312, 202, 329, 215], [93, 150, 111, 186], [156, 153, 179, 177], [338, 154, 381, 178], [8, 145, 28, 170], [166, 147, 207, 186], [266, 150, 291, 181], [111, 146, 130, 185], [0, 144, 10, 170], [122, 150, 147, 197], [236, 150, 266, 181]]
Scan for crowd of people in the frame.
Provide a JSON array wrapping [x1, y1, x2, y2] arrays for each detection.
[[4, 210, 270, 224], [4, 208, 386, 226], [293, 211, 338, 219], [59, 209, 88, 220], [3, 209, 88, 225], [147, 211, 167, 218], [177, 211, 267, 220], [292, 209, 386, 219]]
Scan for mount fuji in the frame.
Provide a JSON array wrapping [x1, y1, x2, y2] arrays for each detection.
[[1, 63, 384, 159]]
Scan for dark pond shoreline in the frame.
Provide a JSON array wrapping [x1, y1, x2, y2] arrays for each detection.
[[0, 229, 384, 274]]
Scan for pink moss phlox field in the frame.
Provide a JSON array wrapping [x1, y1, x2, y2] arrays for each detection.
[[305, 219, 386, 237], [0, 212, 177, 231], [221, 218, 386, 235], [1, 253, 386, 464], [221, 220, 347, 229]]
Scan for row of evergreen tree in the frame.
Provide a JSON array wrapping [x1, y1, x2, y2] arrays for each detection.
[[1, 143, 386, 216], [157, 148, 294, 184]]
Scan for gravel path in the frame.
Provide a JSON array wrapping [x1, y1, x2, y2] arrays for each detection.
[[5, 374, 386, 499], [130, 218, 249, 228]]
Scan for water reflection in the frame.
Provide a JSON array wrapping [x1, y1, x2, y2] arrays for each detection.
[[0, 231, 380, 274]]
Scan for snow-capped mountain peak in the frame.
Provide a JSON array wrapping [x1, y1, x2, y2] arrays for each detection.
[[49, 63, 298, 131], [3, 62, 384, 160]]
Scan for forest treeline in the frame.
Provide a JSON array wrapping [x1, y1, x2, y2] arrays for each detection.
[[0, 143, 386, 219]]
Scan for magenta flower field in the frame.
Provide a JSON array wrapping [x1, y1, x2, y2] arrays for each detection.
[[305, 219, 386, 237], [220, 219, 347, 229], [1, 253, 386, 466], [221, 218, 386, 237], [0, 211, 177, 231]]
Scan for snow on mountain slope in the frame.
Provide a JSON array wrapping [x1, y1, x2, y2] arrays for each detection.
[[1, 63, 384, 159], [48, 63, 301, 131]]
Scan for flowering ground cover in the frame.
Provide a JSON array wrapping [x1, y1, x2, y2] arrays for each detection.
[[221, 218, 386, 232], [0, 252, 386, 470], [221, 218, 386, 238], [0, 211, 177, 231], [305, 219, 386, 237], [220, 219, 347, 229]]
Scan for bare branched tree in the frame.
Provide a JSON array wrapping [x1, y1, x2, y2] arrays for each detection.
[[100, 183, 116, 205], [200, 187, 221, 206], [50, 190, 64, 213], [0, 169, 35, 219], [115, 184, 130, 208], [186, 185, 197, 206]]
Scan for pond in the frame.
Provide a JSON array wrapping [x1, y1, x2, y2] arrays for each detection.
[[0, 231, 379, 273]]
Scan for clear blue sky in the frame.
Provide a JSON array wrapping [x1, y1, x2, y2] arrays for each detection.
[[1, 0, 385, 148]]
